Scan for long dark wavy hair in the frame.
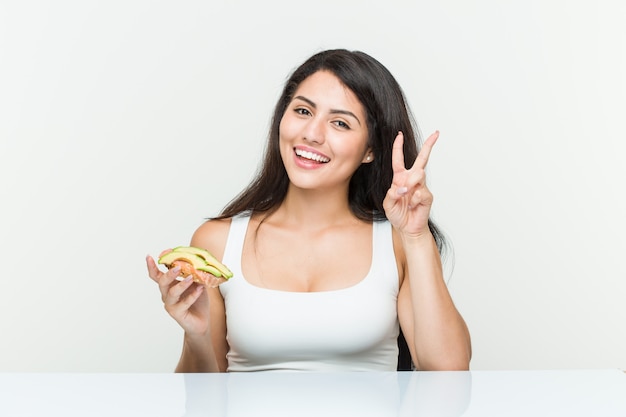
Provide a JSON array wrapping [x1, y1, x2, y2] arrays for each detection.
[[215, 48, 448, 256]]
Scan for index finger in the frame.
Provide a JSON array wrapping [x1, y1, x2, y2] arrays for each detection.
[[411, 130, 439, 170], [391, 131, 406, 173], [146, 255, 161, 282], [146, 255, 176, 285]]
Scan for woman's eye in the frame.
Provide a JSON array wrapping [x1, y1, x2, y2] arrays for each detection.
[[333, 120, 350, 129], [295, 108, 311, 116]]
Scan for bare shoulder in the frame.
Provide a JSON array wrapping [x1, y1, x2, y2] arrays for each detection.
[[190, 217, 232, 262]]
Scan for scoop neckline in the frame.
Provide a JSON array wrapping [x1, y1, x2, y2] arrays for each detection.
[[235, 217, 376, 295]]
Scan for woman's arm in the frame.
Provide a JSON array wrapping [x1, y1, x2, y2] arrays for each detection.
[[384, 131, 471, 370], [175, 285, 228, 372], [396, 231, 471, 370]]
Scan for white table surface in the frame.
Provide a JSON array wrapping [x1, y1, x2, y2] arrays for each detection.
[[1, 369, 624, 416]]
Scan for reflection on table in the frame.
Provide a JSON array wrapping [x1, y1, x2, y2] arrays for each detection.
[[0, 370, 625, 416], [184, 371, 471, 417]]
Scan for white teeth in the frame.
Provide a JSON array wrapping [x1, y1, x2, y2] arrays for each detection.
[[295, 149, 330, 163]]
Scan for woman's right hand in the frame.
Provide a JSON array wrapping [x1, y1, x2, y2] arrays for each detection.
[[146, 255, 211, 336]]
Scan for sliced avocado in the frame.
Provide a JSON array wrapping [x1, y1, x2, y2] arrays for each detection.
[[172, 246, 234, 279], [158, 251, 206, 269], [172, 246, 218, 262], [196, 264, 222, 277]]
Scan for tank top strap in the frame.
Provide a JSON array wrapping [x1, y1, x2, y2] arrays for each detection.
[[221, 211, 251, 279], [371, 219, 399, 294]]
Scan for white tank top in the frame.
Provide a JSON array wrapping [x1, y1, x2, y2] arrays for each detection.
[[219, 212, 400, 371]]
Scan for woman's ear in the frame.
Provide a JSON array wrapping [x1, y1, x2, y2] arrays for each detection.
[[362, 150, 374, 164]]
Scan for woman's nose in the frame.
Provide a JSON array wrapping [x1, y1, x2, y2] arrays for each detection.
[[303, 118, 325, 144]]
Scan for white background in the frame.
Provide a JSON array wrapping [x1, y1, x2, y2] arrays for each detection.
[[0, 0, 624, 372]]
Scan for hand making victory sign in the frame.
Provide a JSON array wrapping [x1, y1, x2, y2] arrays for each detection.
[[383, 130, 439, 238]]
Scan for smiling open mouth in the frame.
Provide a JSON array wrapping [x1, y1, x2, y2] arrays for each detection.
[[294, 148, 330, 163]]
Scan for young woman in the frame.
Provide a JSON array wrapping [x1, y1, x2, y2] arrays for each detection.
[[147, 49, 471, 372]]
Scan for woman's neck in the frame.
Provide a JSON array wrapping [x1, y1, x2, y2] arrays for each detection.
[[269, 186, 358, 230]]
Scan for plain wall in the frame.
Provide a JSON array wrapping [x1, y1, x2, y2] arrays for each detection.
[[0, 0, 624, 372]]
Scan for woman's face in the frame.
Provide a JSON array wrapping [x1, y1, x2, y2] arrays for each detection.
[[278, 70, 373, 192]]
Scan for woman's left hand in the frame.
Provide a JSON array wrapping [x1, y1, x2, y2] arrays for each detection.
[[382, 130, 439, 238]]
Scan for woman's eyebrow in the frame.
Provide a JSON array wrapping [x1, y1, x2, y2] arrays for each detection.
[[293, 95, 362, 126]]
